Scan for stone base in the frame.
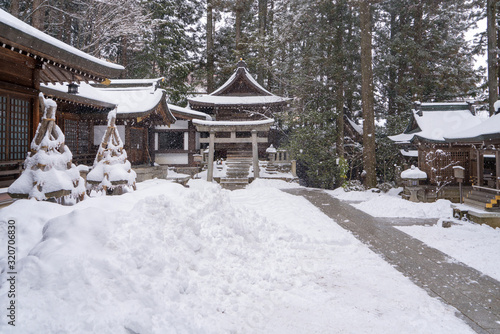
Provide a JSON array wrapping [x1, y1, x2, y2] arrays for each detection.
[[452, 204, 500, 228], [134, 165, 169, 182]]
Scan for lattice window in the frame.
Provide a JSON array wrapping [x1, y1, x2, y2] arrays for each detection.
[[158, 131, 184, 150], [64, 119, 78, 153], [64, 119, 91, 155], [0, 96, 7, 161], [130, 128, 144, 150], [7, 97, 30, 161], [78, 122, 90, 154]]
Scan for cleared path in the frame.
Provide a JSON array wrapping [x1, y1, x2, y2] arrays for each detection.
[[283, 188, 500, 334]]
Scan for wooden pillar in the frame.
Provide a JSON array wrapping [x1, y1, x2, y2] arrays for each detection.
[[148, 127, 155, 166], [476, 149, 483, 186], [188, 122, 196, 166], [496, 150, 500, 189], [207, 130, 215, 182], [32, 63, 42, 139], [252, 129, 259, 179]]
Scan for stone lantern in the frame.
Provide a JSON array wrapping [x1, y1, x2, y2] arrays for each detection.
[[401, 165, 427, 202], [266, 144, 278, 174]]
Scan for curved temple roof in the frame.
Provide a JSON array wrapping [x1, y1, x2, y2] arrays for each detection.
[[188, 60, 291, 107], [0, 9, 124, 83], [389, 102, 484, 144], [41, 80, 175, 124]]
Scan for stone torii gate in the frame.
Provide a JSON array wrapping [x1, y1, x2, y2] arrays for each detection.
[[193, 119, 274, 181]]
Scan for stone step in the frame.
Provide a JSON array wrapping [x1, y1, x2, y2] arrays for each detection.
[[463, 198, 487, 210], [220, 177, 249, 184], [466, 192, 496, 203]]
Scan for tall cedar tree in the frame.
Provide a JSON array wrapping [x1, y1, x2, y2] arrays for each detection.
[[360, 0, 377, 188]]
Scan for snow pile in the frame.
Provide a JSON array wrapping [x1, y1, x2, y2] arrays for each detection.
[[87, 109, 136, 194], [8, 94, 85, 203], [0, 179, 474, 333], [398, 219, 500, 281], [329, 187, 452, 218]]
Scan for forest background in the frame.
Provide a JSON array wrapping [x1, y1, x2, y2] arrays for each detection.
[[0, 0, 492, 189]]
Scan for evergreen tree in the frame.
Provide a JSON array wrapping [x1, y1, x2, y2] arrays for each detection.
[[272, 0, 361, 189], [134, 0, 204, 104]]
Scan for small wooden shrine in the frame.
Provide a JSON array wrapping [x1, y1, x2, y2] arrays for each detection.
[[188, 60, 291, 159], [389, 102, 482, 186]]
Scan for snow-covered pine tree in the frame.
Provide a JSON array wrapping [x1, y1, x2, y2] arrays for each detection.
[[8, 94, 86, 204], [87, 109, 136, 196]]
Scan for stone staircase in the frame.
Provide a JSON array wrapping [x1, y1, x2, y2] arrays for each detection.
[[220, 151, 252, 190], [464, 187, 500, 211]]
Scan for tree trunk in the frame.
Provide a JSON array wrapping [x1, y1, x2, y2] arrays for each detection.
[[10, 0, 20, 18], [207, 0, 215, 93], [235, 1, 243, 57], [267, 0, 274, 89], [257, 0, 267, 85], [335, 0, 346, 159], [360, 0, 377, 188], [488, 0, 498, 115], [32, 0, 44, 30], [120, 36, 128, 78]]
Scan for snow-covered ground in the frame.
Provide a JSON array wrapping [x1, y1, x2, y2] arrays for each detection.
[[0, 179, 475, 333], [329, 187, 500, 283], [328, 187, 453, 219]]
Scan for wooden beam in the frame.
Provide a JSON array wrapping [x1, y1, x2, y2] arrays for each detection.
[[199, 137, 268, 144]]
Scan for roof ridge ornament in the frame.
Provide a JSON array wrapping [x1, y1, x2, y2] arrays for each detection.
[[237, 58, 247, 69]]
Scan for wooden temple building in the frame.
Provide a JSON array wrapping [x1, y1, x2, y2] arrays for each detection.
[[389, 102, 483, 188], [389, 101, 500, 217], [187, 60, 291, 160], [41, 79, 175, 166], [0, 8, 124, 187]]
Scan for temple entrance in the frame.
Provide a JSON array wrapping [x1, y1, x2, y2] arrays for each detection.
[[193, 119, 274, 183]]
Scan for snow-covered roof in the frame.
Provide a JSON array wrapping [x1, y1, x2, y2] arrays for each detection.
[[389, 103, 484, 143], [193, 119, 275, 127], [445, 112, 498, 142], [188, 95, 291, 106], [400, 149, 418, 158], [211, 63, 274, 96], [41, 82, 175, 123], [107, 78, 164, 85], [192, 118, 275, 131], [167, 104, 212, 121], [0, 9, 123, 82], [188, 60, 291, 107]]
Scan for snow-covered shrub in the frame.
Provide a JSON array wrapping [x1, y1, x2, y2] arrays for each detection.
[[87, 109, 136, 195], [377, 182, 395, 193], [8, 94, 86, 204], [342, 180, 366, 192]]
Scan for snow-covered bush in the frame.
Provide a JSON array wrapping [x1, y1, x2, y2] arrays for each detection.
[[342, 180, 366, 192], [377, 182, 395, 193], [87, 109, 136, 195], [8, 94, 86, 204]]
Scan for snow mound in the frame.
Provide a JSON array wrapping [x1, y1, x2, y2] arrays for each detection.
[[0, 179, 473, 333], [354, 197, 452, 218], [247, 178, 301, 189]]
